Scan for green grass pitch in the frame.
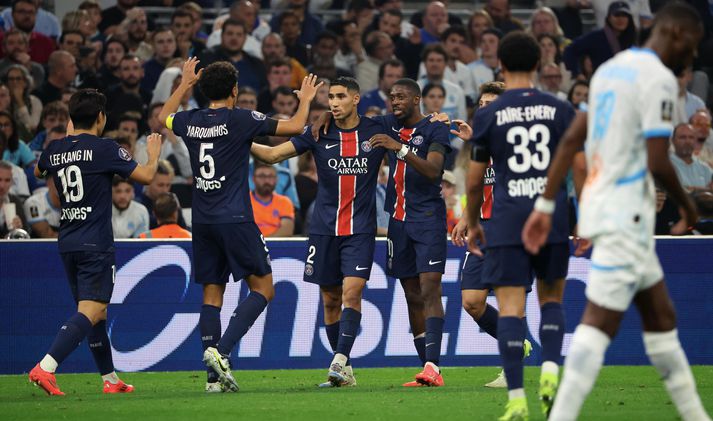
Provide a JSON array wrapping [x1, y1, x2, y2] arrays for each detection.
[[2, 366, 712, 420]]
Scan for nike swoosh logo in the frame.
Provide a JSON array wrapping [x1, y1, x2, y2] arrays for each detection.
[[325, 143, 339, 149], [341, 333, 353, 337], [426, 343, 436, 347], [428, 260, 442, 265], [391, 127, 400, 132], [355, 266, 369, 271]]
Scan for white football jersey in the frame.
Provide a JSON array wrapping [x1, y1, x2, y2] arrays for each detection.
[[578, 48, 676, 242]]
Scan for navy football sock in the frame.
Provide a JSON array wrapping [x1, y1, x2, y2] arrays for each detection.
[[540, 302, 565, 364], [217, 292, 267, 356], [326, 322, 339, 352], [475, 304, 499, 339], [498, 316, 526, 391], [86, 320, 115, 376], [335, 308, 361, 359], [47, 312, 93, 365], [425, 317, 445, 366], [200, 304, 222, 382], [413, 335, 426, 365]]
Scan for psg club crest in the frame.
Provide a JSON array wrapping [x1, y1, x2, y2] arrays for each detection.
[[304, 264, 313, 276], [361, 141, 372, 153], [252, 110, 267, 121], [411, 135, 424, 146]]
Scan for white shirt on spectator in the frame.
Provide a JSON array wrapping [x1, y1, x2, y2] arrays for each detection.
[[10, 163, 29, 197], [418, 61, 478, 102], [23, 189, 60, 230], [670, 153, 713, 189], [417, 77, 467, 122], [112, 200, 150, 239]]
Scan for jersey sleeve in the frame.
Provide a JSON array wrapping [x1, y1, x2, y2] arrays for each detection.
[[234, 109, 278, 138], [640, 73, 677, 139], [428, 122, 452, 154], [290, 129, 316, 155], [36, 149, 51, 177], [166, 111, 188, 138], [105, 140, 139, 178]]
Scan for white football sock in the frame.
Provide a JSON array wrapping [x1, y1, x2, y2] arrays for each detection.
[[541, 360, 559, 376], [644, 330, 711, 421], [508, 388, 525, 400], [102, 371, 120, 384], [39, 354, 58, 373], [549, 324, 610, 421]]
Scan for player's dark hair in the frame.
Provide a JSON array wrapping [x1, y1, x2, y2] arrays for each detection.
[[154, 192, 180, 223], [198, 61, 238, 101], [378, 58, 404, 80], [392, 78, 421, 97], [479, 81, 506, 96], [68, 89, 106, 130], [330, 76, 360, 93], [112, 175, 132, 187], [421, 43, 448, 62], [422, 83, 445, 98], [498, 31, 540, 73]]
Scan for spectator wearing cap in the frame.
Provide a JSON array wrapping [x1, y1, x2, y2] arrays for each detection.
[[358, 59, 404, 115], [139, 192, 191, 239], [251, 162, 295, 237], [591, 0, 652, 29], [485, 0, 524, 35], [0, 0, 57, 64], [670, 124, 713, 192], [563, 1, 637, 77]]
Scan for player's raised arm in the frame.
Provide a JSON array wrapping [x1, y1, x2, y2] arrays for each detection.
[[128, 133, 162, 184], [274, 74, 324, 136], [158, 57, 202, 125], [522, 111, 588, 253], [250, 141, 299, 164]]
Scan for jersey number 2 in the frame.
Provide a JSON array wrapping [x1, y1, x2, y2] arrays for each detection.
[[506, 124, 551, 173], [57, 165, 84, 202], [199, 143, 215, 179]]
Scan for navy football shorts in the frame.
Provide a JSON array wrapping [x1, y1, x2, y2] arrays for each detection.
[[483, 243, 569, 288], [61, 251, 115, 303], [303, 233, 375, 286], [460, 250, 489, 290], [192, 222, 272, 284], [386, 219, 447, 279]]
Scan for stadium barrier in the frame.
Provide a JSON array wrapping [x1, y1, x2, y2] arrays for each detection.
[[1, 238, 711, 374]]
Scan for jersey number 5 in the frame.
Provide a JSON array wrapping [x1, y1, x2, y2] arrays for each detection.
[[57, 165, 84, 202], [506, 124, 551, 173], [199, 143, 216, 179]]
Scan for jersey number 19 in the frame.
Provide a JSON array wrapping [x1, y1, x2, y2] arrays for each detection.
[[57, 165, 84, 202]]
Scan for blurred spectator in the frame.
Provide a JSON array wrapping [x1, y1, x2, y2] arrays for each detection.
[[373, 9, 422, 80], [417, 44, 467, 122], [417, 1, 450, 45], [528, 7, 571, 50], [116, 7, 153, 61], [442, 170, 460, 233], [670, 123, 713, 191], [79, 1, 105, 42], [100, 0, 149, 36], [60, 87, 77, 107], [277, 11, 309, 67], [567, 80, 589, 109], [309, 31, 353, 81], [33, 51, 76, 105], [0, 160, 26, 237], [0, 1, 56, 64], [2, 65, 41, 140], [23, 176, 59, 238], [237, 87, 259, 110], [358, 58, 404, 114], [135, 103, 191, 182], [0, 110, 32, 168], [295, 151, 317, 226], [563, 1, 637, 78], [171, 9, 205, 59], [690, 110, 713, 169], [207, 0, 265, 59], [591, 0, 652, 29], [99, 38, 127, 88], [485, 0, 524, 34], [374, 161, 389, 235], [314, 78, 330, 108], [250, 137, 301, 208], [105, 55, 151, 130], [421, 82, 446, 115], [467, 28, 500, 82], [76, 43, 103, 90], [28, 101, 68, 152], [141, 27, 178, 94], [2, 0, 60, 40], [258, 58, 293, 114], [308, 102, 329, 125], [69, 6, 101, 43], [410, 0, 463, 33], [342, 0, 376, 33], [58, 30, 85, 61], [199, 19, 267, 96], [466, 10, 494, 60], [333, 20, 364, 76], [139, 160, 188, 229], [0, 135, 29, 197], [538, 33, 572, 92], [178, 2, 208, 42], [111, 175, 150, 239], [675, 67, 706, 125], [251, 162, 295, 237], [0, 83, 9, 113], [419, 26, 477, 103], [262, 32, 308, 89], [25, 124, 64, 193], [538, 62, 568, 100], [691, 191, 713, 235], [139, 192, 191, 238], [153, 65, 198, 111], [271, 86, 299, 117], [117, 112, 141, 145], [0, 28, 45, 89], [356, 31, 394, 93], [269, 0, 325, 47]]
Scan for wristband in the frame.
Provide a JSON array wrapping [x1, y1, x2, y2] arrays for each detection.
[[534, 196, 555, 214], [396, 144, 410, 160]]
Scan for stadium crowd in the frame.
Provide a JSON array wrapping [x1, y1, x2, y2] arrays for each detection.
[[0, 0, 712, 239]]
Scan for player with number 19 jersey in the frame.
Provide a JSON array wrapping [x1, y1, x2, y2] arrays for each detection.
[[472, 88, 575, 286]]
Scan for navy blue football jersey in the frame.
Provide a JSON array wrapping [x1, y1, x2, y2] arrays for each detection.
[[375, 115, 452, 225], [37, 134, 138, 252], [291, 117, 387, 236], [472, 88, 575, 247], [168, 108, 276, 224]]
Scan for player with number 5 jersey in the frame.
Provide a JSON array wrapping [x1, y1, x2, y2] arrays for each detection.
[[159, 58, 323, 393], [29, 89, 162, 396]]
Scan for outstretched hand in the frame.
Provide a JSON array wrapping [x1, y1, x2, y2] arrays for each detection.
[[450, 119, 473, 141], [181, 56, 202, 88], [451, 218, 468, 247], [466, 223, 486, 256], [295, 73, 323, 103]]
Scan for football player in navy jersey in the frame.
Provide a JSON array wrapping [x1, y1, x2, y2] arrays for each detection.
[[159, 58, 322, 393], [251, 77, 390, 387], [466, 32, 576, 420], [29, 89, 162, 396], [368, 79, 452, 387]]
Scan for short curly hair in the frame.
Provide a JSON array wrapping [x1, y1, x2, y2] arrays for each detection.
[[198, 61, 238, 101]]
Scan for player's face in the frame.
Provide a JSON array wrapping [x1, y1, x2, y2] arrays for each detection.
[[253, 167, 277, 196], [478, 92, 499, 108], [328, 85, 358, 120], [669, 26, 704, 75], [0, 168, 11, 197], [389, 85, 418, 120], [112, 182, 134, 210]]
